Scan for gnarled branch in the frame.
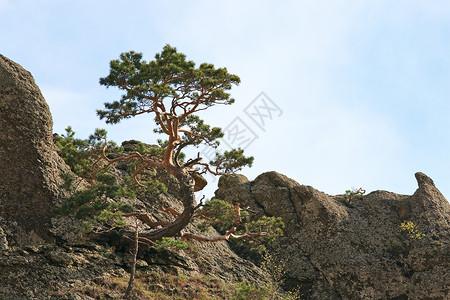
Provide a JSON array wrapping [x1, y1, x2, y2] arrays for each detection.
[[181, 226, 268, 242]]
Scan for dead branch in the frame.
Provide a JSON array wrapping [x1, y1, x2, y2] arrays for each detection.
[[355, 187, 366, 195], [181, 226, 268, 242], [183, 155, 202, 168], [194, 195, 206, 210]]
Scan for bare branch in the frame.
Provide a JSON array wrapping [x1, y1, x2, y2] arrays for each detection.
[[194, 162, 226, 176], [181, 226, 268, 242], [194, 195, 206, 210], [183, 154, 202, 168]]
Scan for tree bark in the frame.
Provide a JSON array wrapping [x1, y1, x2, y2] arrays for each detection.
[[139, 168, 196, 241]]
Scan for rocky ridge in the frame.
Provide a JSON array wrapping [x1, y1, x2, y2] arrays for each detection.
[[216, 172, 450, 299]]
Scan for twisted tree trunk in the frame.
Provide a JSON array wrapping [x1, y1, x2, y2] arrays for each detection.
[[139, 168, 196, 241]]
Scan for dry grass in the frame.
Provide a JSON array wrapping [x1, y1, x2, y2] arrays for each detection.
[[49, 270, 238, 299]]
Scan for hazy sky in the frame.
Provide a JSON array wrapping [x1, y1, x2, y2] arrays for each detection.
[[1, 0, 449, 199]]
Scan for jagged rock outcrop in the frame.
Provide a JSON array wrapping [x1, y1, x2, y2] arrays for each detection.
[[0, 55, 70, 247], [216, 171, 450, 300]]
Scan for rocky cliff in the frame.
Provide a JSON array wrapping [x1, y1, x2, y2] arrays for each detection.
[[1, 55, 449, 299], [216, 172, 450, 299]]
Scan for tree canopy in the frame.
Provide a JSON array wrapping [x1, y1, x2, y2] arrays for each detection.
[[96, 45, 252, 175]]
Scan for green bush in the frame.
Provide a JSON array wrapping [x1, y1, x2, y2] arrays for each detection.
[[343, 188, 365, 205], [55, 127, 118, 178]]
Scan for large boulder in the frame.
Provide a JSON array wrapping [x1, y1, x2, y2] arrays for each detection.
[[0, 55, 70, 247], [216, 171, 450, 300]]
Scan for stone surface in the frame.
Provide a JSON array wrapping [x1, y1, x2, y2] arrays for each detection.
[[409, 172, 450, 228], [216, 171, 450, 300], [0, 55, 70, 246], [0, 238, 269, 299], [0, 227, 8, 250]]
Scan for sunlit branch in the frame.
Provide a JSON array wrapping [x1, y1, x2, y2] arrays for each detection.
[[181, 227, 268, 242]]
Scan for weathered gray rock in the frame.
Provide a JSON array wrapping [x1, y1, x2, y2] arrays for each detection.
[[409, 172, 450, 228], [0, 236, 269, 299], [216, 171, 450, 300], [0, 55, 70, 246], [0, 243, 125, 299]]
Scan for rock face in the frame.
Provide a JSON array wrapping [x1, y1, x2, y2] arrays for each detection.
[[216, 171, 450, 300], [0, 235, 269, 299], [0, 55, 70, 247]]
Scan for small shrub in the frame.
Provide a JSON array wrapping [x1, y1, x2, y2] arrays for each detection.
[[343, 188, 365, 205], [55, 127, 118, 178], [197, 199, 241, 233], [399, 221, 425, 240], [243, 216, 285, 254], [259, 251, 302, 300]]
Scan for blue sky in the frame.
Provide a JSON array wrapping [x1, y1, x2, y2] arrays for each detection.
[[1, 0, 449, 200]]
